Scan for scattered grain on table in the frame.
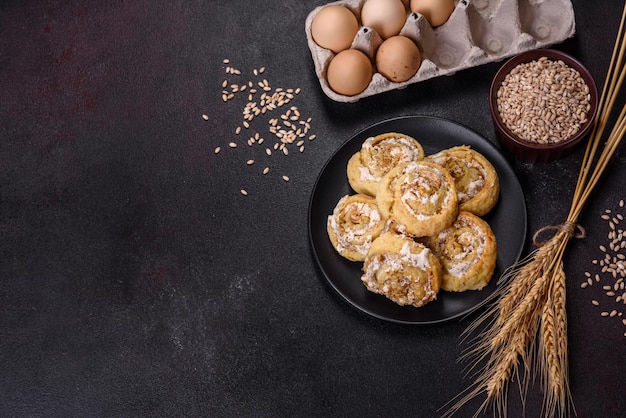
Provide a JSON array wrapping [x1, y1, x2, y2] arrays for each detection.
[[581, 199, 626, 336], [208, 58, 316, 195]]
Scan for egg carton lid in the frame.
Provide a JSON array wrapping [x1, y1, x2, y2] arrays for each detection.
[[306, 0, 576, 102]]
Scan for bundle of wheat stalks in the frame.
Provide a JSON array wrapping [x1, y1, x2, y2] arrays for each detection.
[[443, 5, 626, 418]]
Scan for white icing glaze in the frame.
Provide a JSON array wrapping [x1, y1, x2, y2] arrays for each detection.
[[359, 166, 377, 181], [458, 180, 480, 202], [398, 164, 454, 220], [439, 222, 486, 277], [328, 200, 382, 256], [362, 242, 432, 283], [399, 242, 432, 271], [359, 136, 422, 181], [431, 152, 488, 203]]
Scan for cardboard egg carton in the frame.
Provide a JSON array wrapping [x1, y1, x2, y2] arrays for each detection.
[[305, 0, 576, 102]]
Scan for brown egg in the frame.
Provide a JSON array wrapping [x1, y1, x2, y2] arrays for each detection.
[[376, 36, 422, 83], [310, 5, 359, 53], [360, 0, 407, 39], [326, 49, 373, 96], [410, 0, 456, 27]]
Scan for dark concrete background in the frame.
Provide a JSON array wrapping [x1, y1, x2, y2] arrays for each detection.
[[1, 1, 624, 417]]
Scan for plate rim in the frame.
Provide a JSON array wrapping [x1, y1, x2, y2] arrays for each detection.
[[308, 115, 528, 325]]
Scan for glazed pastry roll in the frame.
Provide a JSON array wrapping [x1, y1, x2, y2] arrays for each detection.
[[376, 160, 458, 237], [361, 230, 442, 307], [347, 132, 425, 196], [327, 194, 388, 262], [428, 211, 497, 292], [426, 145, 500, 216]]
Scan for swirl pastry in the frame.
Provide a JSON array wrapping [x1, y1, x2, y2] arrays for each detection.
[[347, 132, 425, 196], [361, 230, 442, 307], [327, 194, 388, 262], [376, 160, 458, 237], [426, 145, 500, 216], [428, 211, 497, 292]]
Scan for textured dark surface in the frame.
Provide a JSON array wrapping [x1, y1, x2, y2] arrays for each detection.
[[1, 1, 625, 417]]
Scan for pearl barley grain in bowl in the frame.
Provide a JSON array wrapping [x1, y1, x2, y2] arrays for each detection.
[[489, 49, 598, 162]]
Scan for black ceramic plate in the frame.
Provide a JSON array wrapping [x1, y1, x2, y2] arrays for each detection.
[[309, 116, 527, 324]]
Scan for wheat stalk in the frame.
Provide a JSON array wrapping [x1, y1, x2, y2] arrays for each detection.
[[494, 234, 564, 327], [443, 236, 568, 418], [443, 5, 626, 417], [539, 265, 572, 418]]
